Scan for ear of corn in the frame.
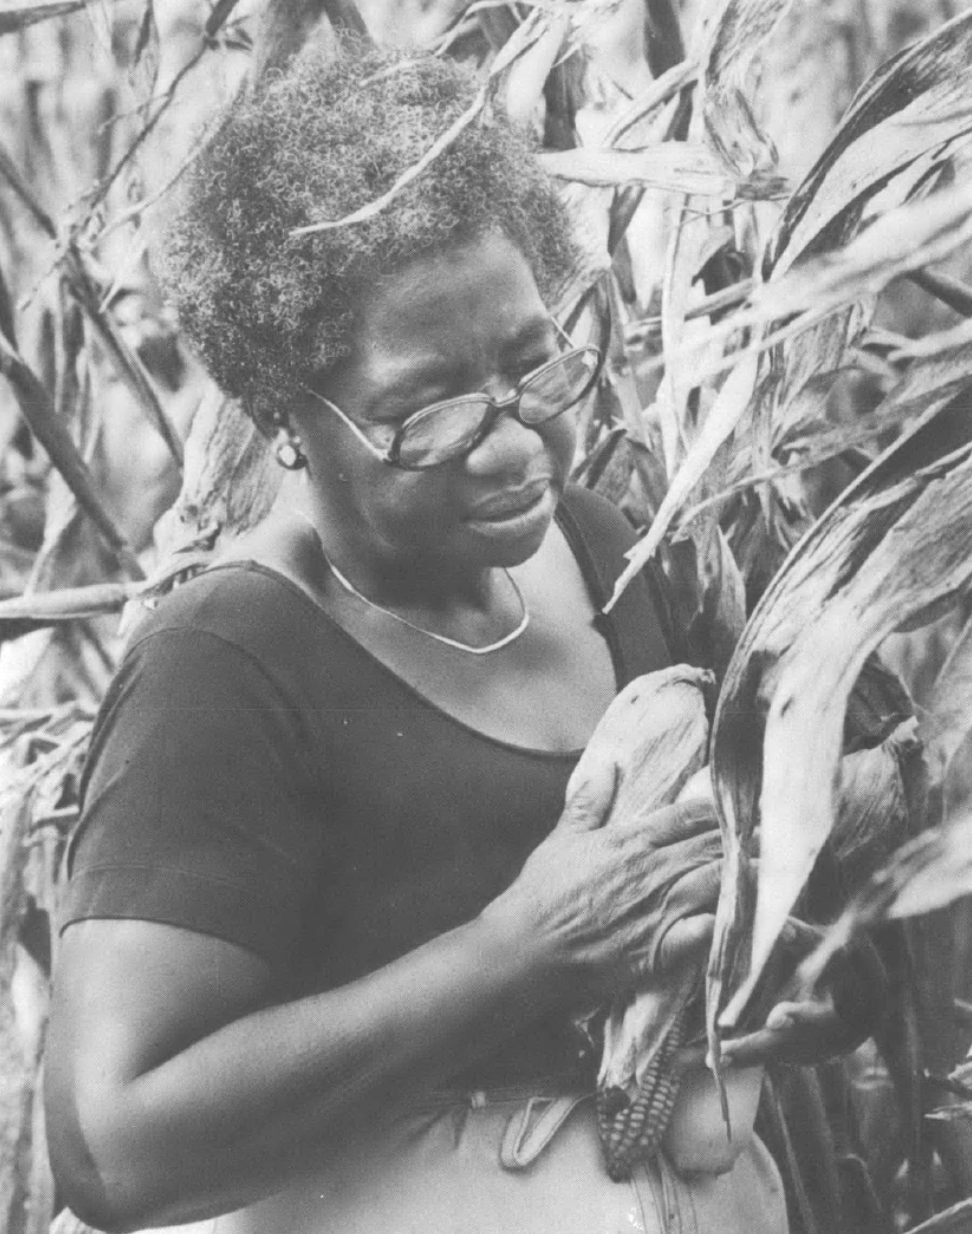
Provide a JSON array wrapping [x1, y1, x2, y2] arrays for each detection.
[[567, 666, 713, 1177], [596, 1002, 690, 1182]]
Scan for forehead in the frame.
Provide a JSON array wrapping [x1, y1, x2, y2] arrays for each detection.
[[350, 232, 552, 374]]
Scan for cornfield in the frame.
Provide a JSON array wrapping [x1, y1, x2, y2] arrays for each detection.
[[4, 0, 972, 1230]]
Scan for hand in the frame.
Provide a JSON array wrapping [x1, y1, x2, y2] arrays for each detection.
[[488, 759, 722, 1002], [718, 921, 887, 1068]]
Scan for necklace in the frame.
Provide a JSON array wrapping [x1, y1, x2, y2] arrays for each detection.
[[290, 508, 530, 655]]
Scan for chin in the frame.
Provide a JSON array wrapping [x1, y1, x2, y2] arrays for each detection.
[[469, 511, 556, 569]]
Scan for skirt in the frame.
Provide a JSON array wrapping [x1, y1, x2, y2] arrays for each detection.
[[155, 1080, 789, 1234]]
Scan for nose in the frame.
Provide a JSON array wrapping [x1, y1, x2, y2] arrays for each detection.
[[462, 402, 545, 477]]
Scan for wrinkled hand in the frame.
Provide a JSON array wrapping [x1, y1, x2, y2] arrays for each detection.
[[719, 920, 887, 1069], [490, 759, 722, 1002]]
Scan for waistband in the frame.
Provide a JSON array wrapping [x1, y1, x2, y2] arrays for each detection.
[[415, 1073, 593, 1111], [410, 1081, 595, 1171]]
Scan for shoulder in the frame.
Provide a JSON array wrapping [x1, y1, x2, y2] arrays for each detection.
[[559, 483, 640, 552], [125, 555, 321, 678], [559, 483, 676, 675], [84, 563, 324, 792]]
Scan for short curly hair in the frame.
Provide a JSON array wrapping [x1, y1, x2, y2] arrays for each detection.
[[159, 36, 578, 417]]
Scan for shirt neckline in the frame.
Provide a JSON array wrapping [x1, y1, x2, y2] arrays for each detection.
[[202, 498, 624, 762]]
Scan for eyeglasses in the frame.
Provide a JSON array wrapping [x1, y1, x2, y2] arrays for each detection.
[[304, 345, 602, 471]]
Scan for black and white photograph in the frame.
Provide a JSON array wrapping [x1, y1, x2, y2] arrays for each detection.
[[2, 1, 972, 1232]]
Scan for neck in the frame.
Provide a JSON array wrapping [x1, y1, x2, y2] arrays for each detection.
[[289, 495, 499, 615]]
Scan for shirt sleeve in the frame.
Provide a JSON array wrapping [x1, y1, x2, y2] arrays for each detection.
[[60, 626, 325, 969]]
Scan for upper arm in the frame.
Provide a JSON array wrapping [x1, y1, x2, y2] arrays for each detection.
[[64, 623, 325, 965], [45, 918, 273, 1218]]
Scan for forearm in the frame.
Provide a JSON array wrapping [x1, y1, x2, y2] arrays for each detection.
[[54, 908, 563, 1230]]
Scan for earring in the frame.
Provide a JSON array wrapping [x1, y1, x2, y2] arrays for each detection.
[[274, 438, 307, 470]]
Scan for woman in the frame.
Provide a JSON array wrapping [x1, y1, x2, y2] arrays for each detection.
[[45, 37, 869, 1234]]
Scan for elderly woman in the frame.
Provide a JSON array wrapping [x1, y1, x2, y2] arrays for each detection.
[[44, 36, 871, 1234]]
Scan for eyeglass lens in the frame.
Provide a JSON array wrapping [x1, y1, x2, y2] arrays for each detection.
[[396, 349, 599, 469]]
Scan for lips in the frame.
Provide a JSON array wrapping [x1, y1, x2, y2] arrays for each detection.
[[466, 479, 551, 521]]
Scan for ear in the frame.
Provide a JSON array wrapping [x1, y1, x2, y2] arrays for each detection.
[[249, 400, 279, 441]]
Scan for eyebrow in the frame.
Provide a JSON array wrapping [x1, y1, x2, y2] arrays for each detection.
[[359, 315, 558, 418]]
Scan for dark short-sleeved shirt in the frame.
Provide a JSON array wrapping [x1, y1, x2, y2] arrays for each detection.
[[62, 486, 672, 1082]]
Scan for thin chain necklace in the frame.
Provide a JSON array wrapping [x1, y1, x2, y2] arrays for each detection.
[[290, 508, 530, 655]]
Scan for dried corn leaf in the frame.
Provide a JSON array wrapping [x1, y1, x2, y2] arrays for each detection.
[[154, 386, 278, 554], [539, 144, 737, 196], [918, 612, 972, 786], [708, 392, 972, 1044], [766, 8, 972, 276], [604, 354, 759, 611], [697, 0, 793, 84], [905, 1197, 972, 1234], [506, 19, 571, 130], [0, 0, 106, 33], [654, 191, 707, 476], [829, 721, 917, 898], [603, 59, 697, 149], [0, 334, 143, 580], [798, 814, 972, 995], [725, 8, 972, 515], [602, 49, 972, 611], [698, 0, 793, 178], [0, 584, 134, 635], [0, 146, 184, 468], [649, 177, 972, 391], [757, 180, 972, 323], [0, 719, 90, 819]]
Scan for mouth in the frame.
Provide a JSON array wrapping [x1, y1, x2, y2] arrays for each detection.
[[461, 480, 557, 546], [466, 480, 552, 523]]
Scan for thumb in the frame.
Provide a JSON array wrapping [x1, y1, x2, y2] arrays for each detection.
[[559, 758, 618, 833], [655, 913, 715, 975]]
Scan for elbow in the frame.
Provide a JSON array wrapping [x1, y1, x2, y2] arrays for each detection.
[[46, 1088, 166, 1234], [50, 1168, 147, 1234], [49, 1138, 158, 1234]]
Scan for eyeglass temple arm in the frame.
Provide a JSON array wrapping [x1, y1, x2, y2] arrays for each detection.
[[303, 387, 395, 464], [550, 316, 606, 387]]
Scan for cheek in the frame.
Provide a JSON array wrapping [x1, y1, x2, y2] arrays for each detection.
[[543, 413, 579, 481], [368, 474, 450, 537]]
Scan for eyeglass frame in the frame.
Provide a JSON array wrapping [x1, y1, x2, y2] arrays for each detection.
[[301, 341, 604, 472]]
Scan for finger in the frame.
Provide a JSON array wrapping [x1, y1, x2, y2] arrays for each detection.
[[559, 759, 618, 833], [764, 1000, 833, 1031], [654, 912, 714, 973], [721, 1001, 843, 1067], [651, 798, 719, 846], [662, 858, 722, 918], [618, 798, 719, 846], [719, 1025, 789, 1068]]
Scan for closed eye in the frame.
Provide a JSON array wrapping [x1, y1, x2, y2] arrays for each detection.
[[512, 352, 558, 385]]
